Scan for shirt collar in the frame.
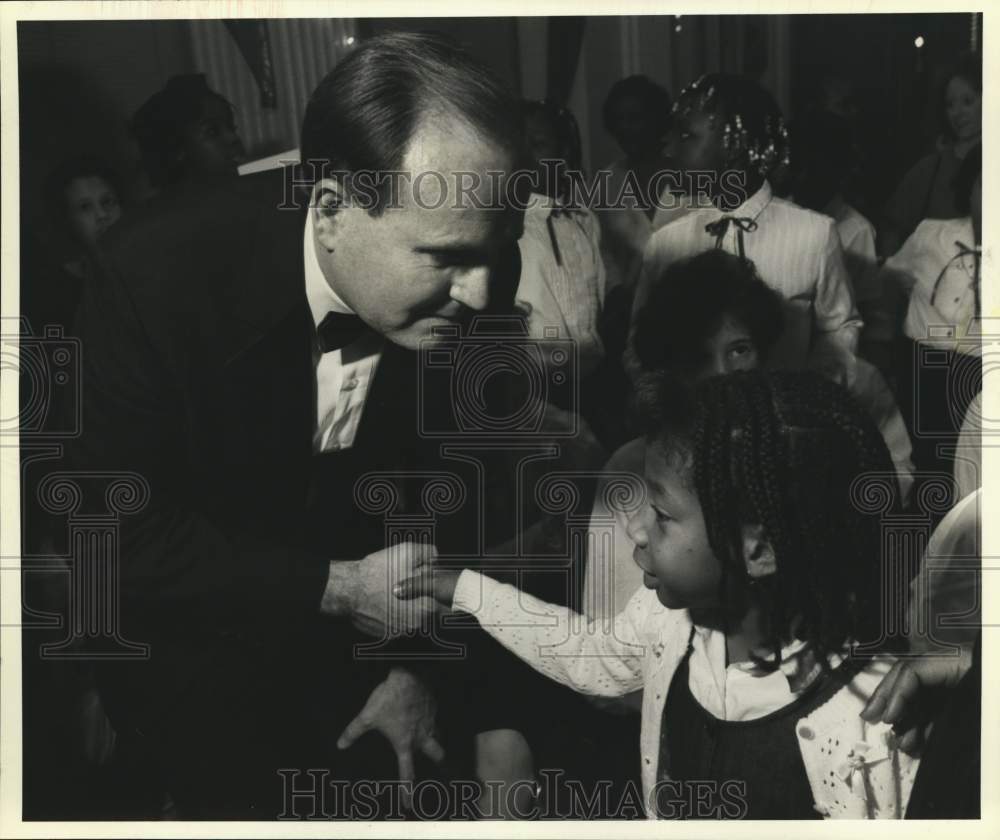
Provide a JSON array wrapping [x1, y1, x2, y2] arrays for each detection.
[[303, 208, 354, 328], [692, 623, 845, 693], [730, 179, 773, 221]]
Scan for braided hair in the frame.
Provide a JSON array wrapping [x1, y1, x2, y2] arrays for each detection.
[[673, 73, 790, 179], [638, 370, 901, 669]]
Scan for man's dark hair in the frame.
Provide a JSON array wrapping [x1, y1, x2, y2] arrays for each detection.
[[601, 75, 673, 137], [299, 31, 521, 213], [953, 143, 982, 215], [634, 250, 784, 377], [637, 369, 901, 670]]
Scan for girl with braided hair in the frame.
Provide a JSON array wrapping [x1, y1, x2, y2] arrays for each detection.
[[630, 73, 862, 394], [397, 370, 925, 819]]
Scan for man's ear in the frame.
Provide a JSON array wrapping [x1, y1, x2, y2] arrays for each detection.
[[310, 178, 348, 253], [742, 522, 777, 580]]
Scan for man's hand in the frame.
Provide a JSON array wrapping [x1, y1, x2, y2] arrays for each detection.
[[337, 667, 445, 810], [392, 551, 461, 607], [860, 647, 974, 755], [321, 541, 442, 637]]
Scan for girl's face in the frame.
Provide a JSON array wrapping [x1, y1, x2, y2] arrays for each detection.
[[64, 175, 121, 247], [665, 107, 729, 189], [626, 443, 723, 609], [178, 95, 246, 179], [945, 76, 982, 141], [696, 315, 759, 380]]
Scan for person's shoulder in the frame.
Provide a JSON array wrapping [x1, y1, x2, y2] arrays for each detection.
[[769, 195, 837, 237], [833, 201, 876, 241], [908, 217, 964, 249], [646, 204, 704, 250], [101, 169, 293, 290]]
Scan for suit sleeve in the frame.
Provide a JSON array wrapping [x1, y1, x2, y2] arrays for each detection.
[[69, 253, 331, 629]]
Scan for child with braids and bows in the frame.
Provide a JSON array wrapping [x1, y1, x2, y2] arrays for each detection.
[[397, 370, 924, 819], [630, 74, 862, 390]]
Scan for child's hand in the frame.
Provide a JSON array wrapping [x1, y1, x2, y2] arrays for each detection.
[[392, 554, 461, 607], [860, 647, 974, 755]]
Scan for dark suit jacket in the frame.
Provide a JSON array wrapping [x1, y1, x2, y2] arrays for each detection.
[[71, 168, 450, 725]]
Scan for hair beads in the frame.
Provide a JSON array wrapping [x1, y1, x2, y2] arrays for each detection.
[[676, 72, 792, 176]]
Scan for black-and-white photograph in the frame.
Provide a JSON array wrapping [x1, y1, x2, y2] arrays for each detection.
[[1, 3, 990, 828]]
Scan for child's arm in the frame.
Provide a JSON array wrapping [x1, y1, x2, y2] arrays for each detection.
[[395, 563, 652, 698]]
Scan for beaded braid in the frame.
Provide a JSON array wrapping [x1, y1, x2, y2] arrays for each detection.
[[673, 72, 791, 178], [645, 370, 899, 669]]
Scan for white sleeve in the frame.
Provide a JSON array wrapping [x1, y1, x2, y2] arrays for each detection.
[[452, 569, 652, 696], [813, 220, 863, 354]]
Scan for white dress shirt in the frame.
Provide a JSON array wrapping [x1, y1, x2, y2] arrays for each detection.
[[635, 181, 862, 374], [879, 217, 981, 356], [827, 195, 878, 303], [303, 211, 382, 452], [517, 194, 606, 377]]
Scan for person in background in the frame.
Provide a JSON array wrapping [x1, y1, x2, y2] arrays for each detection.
[[45, 156, 123, 280], [792, 112, 877, 297], [790, 111, 889, 369], [23, 157, 124, 334], [597, 75, 678, 294], [634, 73, 862, 392], [517, 100, 606, 379], [875, 144, 981, 483], [880, 52, 981, 257], [131, 73, 246, 192]]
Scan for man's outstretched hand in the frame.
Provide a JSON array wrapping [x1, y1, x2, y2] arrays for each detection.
[[322, 541, 442, 637]]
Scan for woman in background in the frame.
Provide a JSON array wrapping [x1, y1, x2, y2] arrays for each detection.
[[880, 53, 981, 257], [597, 75, 677, 294]]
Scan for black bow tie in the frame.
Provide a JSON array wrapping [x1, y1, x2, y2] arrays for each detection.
[[317, 311, 367, 353], [704, 215, 759, 258]]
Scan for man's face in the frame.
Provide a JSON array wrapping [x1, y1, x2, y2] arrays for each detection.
[[626, 443, 722, 610], [313, 116, 520, 349]]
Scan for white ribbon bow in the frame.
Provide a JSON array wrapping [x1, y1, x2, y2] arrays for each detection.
[[835, 730, 894, 813]]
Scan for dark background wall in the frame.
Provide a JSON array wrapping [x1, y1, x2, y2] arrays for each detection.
[[18, 14, 979, 241]]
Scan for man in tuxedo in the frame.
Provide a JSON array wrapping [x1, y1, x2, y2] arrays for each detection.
[[70, 32, 526, 818]]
